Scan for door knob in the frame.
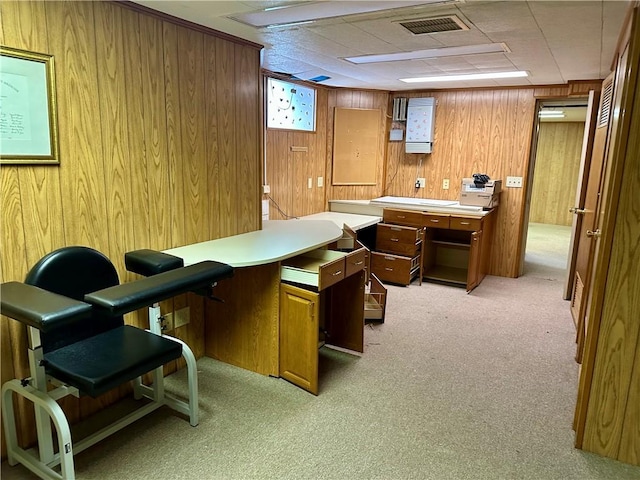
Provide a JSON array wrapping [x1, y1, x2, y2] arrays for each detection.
[[586, 229, 601, 238], [570, 207, 587, 214]]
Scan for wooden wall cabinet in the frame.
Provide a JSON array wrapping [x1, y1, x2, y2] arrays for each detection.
[[280, 247, 366, 395]]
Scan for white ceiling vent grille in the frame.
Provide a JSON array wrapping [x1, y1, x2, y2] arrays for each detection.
[[399, 15, 469, 35]]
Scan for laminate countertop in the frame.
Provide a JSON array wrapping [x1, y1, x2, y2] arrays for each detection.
[[164, 220, 343, 267]]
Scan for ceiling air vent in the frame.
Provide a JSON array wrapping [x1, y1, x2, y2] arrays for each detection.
[[399, 15, 469, 35]]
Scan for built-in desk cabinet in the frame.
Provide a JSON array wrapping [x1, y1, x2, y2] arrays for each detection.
[[280, 245, 366, 395], [381, 208, 494, 291]]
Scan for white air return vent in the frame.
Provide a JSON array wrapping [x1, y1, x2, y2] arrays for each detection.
[[399, 15, 469, 35]]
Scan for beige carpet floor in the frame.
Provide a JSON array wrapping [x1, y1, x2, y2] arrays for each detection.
[[3, 223, 639, 479]]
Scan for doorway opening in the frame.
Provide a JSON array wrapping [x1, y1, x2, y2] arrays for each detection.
[[523, 99, 588, 286]]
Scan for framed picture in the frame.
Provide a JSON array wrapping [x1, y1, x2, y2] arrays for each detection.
[[0, 46, 59, 165]]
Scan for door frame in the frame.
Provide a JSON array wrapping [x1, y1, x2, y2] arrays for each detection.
[[519, 97, 595, 281]]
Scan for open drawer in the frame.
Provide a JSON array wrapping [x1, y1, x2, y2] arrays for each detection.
[[364, 273, 387, 323], [281, 249, 346, 290]]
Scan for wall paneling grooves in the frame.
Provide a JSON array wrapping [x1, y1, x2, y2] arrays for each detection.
[[385, 88, 574, 278], [264, 84, 389, 219], [0, 0, 261, 452], [265, 80, 588, 278]]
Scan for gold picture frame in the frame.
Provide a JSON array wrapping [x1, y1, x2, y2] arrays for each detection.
[[0, 46, 60, 165]]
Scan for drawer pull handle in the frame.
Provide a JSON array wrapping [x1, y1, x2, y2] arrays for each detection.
[[397, 215, 405, 219], [391, 227, 402, 231], [430, 219, 440, 223], [460, 222, 470, 225], [353, 261, 364, 265], [385, 267, 394, 271], [390, 238, 399, 242], [384, 256, 395, 261], [332, 270, 342, 276]]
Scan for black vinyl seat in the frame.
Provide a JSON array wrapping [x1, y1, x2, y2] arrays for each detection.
[[1, 245, 234, 480], [25, 246, 183, 398]]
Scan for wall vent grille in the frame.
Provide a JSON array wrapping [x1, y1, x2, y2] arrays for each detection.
[[399, 15, 469, 35], [598, 79, 613, 127]]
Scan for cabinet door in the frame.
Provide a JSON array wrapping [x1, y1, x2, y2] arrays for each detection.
[[280, 283, 319, 395], [467, 230, 483, 291], [326, 270, 365, 353]]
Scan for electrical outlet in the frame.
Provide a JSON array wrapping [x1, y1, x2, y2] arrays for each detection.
[[162, 312, 175, 332], [416, 178, 426, 188], [263, 185, 270, 194], [506, 176, 523, 188], [173, 307, 190, 329], [317, 176, 323, 188], [442, 178, 450, 190]]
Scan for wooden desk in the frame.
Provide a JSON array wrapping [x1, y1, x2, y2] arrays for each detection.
[[164, 220, 366, 393]]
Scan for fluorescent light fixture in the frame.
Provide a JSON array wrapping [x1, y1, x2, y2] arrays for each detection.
[[345, 43, 509, 64], [266, 20, 313, 29], [231, 1, 442, 28], [400, 71, 528, 83], [539, 110, 565, 118]]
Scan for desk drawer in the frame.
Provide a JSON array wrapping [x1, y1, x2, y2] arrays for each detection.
[[424, 214, 450, 229], [383, 209, 424, 227], [376, 223, 421, 256], [450, 216, 481, 231], [345, 246, 367, 277], [371, 251, 419, 285], [281, 249, 346, 291]]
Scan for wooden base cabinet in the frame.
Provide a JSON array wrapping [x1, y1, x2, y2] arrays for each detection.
[[280, 248, 366, 395], [423, 228, 483, 291], [280, 284, 320, 394], [381, 208, 495, 292]]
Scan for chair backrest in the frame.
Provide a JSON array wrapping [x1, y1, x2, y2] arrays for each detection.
[[25, 246, 124, 353]]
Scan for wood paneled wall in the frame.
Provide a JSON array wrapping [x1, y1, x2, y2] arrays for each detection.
[[0, 0, 261, 451], [386, 89, 540, 278], [265, 81, 590, 278], [265, 85, 389, 219], [529, 122, 585, 226]]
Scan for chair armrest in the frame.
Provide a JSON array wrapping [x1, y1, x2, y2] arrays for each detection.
[[84, 260, 234, 316], [0, 282, 93, 333], [125, 249, 184, 276]]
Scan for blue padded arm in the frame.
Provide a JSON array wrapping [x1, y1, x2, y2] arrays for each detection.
[[84, 260, 234, 316], [1, 281, 93, 333]]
